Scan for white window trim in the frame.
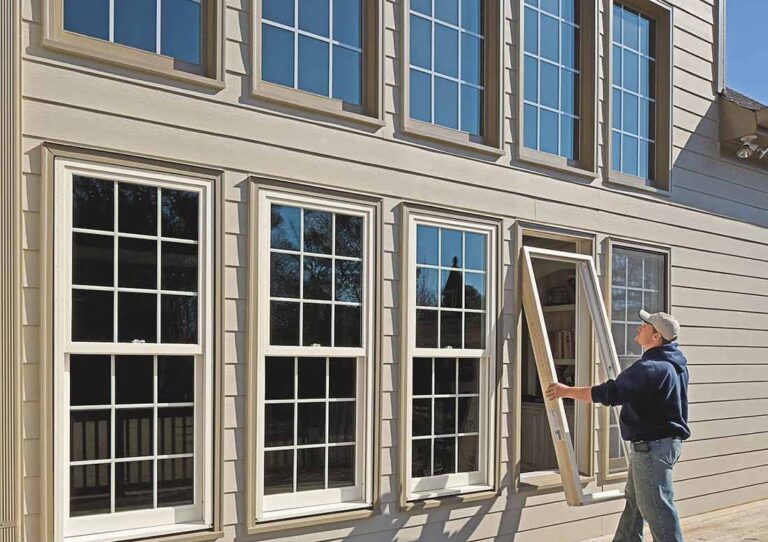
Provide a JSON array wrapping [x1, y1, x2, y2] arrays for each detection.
[[403, 211, 497, 502], [253, 188, 375, 522], [53, 158, 215, 542]]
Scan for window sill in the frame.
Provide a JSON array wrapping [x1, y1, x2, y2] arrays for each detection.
[[601, 470, 629, 483], [401, 118, 505, 158], [518, 471, 594, 493], [248, 505, 374, 535], [65, 525, 221, 542], [252, 81, 385, 128], [403, 485, 497, 510], [605, 171, 671, 196], [517, 147, 597, 179]]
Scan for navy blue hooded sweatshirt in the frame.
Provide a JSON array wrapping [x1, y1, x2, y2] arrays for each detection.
[[591, 342, 690, 442]]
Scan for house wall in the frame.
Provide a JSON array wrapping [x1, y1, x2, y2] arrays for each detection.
[[16, 0, 768, 541]]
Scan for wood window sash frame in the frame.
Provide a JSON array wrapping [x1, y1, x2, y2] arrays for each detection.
[[398, 204, 502, 508], [246, 180, 381, 531], [604, 0, 673, 193], [43, 0, 225, 88], [599, 237, 671, 482], [399, 0, 505, 155], [515, 0, 599, 176], [251, 0, 385, 127]]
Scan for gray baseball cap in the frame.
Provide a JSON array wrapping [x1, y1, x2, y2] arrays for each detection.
[[639, 310, 680, 341]]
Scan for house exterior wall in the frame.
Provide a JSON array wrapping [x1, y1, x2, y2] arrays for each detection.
[[13, 0, 768, 541]]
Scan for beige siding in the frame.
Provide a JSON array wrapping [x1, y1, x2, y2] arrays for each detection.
[[17, 0, 768, 541]]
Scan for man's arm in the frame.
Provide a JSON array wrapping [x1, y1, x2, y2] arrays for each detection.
[[545, 383, 594, 403]]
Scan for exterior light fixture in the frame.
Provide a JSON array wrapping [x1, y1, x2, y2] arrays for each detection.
[[736, 134, 768, 160]]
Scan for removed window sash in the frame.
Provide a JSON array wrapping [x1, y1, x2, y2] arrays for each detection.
[[520, 246, 630, 505]]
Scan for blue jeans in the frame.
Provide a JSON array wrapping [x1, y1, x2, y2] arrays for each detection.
[[613, 437, 683, 542]]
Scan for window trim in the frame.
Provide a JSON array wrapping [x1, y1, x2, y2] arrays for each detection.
[[399, 205, 501, 506], [49, 155, 218, 542], [605, 0, 673, 193], [247, 183, 378, 527], [42, 0, 225, 88], [400, 0, 505, 155], [251, 0, 384, 126], [515, 0, 599, 176], [599, 238, 671, 482]]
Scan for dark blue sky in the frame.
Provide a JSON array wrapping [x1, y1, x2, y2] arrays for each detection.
[[726, 0, 768, 104]]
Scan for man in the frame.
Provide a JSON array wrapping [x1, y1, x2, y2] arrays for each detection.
[[546, 310, 690, 542]]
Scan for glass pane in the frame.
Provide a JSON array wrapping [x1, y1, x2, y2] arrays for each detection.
[[334, 305, 362, 347], [440, 311, 462, 348], [540, 61, 558, 109], [263, 0, 294, 25], [434, 357, 456, 394], [303, 303, 332, 346], [623, 7, 639, 50], [524, 104, 538, 149], [158, 356, 194, 403], [461, 85, 482, 136], [412, 398, 431, 436], [298, 357, 325, 398], [332, 46, 361, 105], [434, 24, 459, 77], [119, 237, 157, 289], [560, 69, 578, 115], [611, 130, 621, 171], [435, 0, 458, 24], [612, 3, 622, 43], [304, 209, 332, 254], [561, 24, 578, 69], [417, 225, 439, 265], [457, 435, 478, 471], [162, 189, 198, 240], [70, 410, 110, 461], [265, 403, 294, 447], [264, 449, 293, 495], [270, 301, 300, 345], [434, 77, 459, 129], [560, 115, 577, 161], [158, 457, 194, 506], [329, 357, 356, 398], [119, 183, 157, 235], [73, 176, 113, 231], [562, 0, 577, 22], [623, 50, 639, 93], [115, 461, 153, 511], [410, 14, 432, 69], [465, 232, 485, 270], [161, 0, 202, 64], [162, 241, 197, 292], [271, 253, 300, 298], [640, 14, 655, 57], [461, 0, 481, 33], [271, 205, 301, 250], [441, 228, 462, 268], [627, 288, 643, 321], [524, 7, 538, 54], [464, 312, 484, 349], [411, 0, 430, 15], [116, 408, 153, 457], [72, 289, 113, 342], [413, 357, 432, 395], [303, 256, 332, 300], [612, 87, 622, 129], [411, 439, 431, 477], [540, 108, 559, 155], [458, 396, 479, 432], [434, 398, 456, 435], [114, 0, 156, 53], [115, 355, 153, 404], [612, 251, 627, 286], [638, 140, 649, 180], [612, 322, 626, 355], [410, 69, 432, 122], [297, 448, 325, 491], [416, 267, 439, 307], [335, 214, 362, 257], [612, 44, 622, 85], [640, 57, 654, 98], [612, 287, 627, 321], [298, 0, 330, 37], [329, 401, 355, 442], [639, 98, 654, 139], [458, 358, 479, 393], [160, 295, 197, 343], [70, 355, 110, 406], [464, 272, 484, 309], [433, 436, 456, 474], [541, 0, 558, 15], [64, 0, 109, 40], [627, 252, 644, 288], [524, 55, 538, 102], [440, 269, 463, 308], [622, 135, 639, 176], [298, 402, 325, 444], [70, 464, 110, 517], [158, 407, 194, 454], [540, 14, 559, 62], [334, 0, 361, 47], [298, 35, 330, 96], [623, 92, 638, 135], [416, 309, 438, 348], [73, 233, 113, 286], [262, 24, 295, 87], [335, 260, 361, 302], [328, 445, 355, 487], [265, 357, 295, 400]]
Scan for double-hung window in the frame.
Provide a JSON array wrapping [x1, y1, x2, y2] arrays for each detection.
[[53, 159, 214, 541], [252, 189, 375, 522], [403, 211, 498, 500]]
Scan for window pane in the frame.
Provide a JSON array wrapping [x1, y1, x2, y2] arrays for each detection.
[[640, 14, 655, 57], [116, 408, 153, 458], [612, 287, 626, 321], [271, 205, 301, 250], [410, 14, 432, 69], [540, 108, 559, 155], [560, 115, 577, 161], [640, 57, 654, 98], [162, 189, 198, 240], [561, 24, 578, 70], [540, 61, 558, 109], [612, 3, 622, 42], [411, 0, 430, 16], [73, 176, 113, 231], [335, 214, 362, 257], [158, 457, 194, 507], [329, 402, 355, 442], [70, 355, 111, 406], [70, 464, 110, 517], [638, 140, 650, 180], [612, 44, 622, 85], [416, 309, 438, 347], [161, 295, 197, 343], [265, 357, 295, 400], [435, 0, 458, 24], [115, 355, 153, 404], [114, 0, 156, 53], [411, 439, 431, 477], [560, 69, 578, 115], [611, 130, 622, 171], [271, 301, 300, 345], [412, 398, 431, 436], [623, 7, 639, 49], [434, 24, 459, 78], [332, 46, 361, 105], [158, 356, 194, 403], [298, 357, 325, 398], [265, 403, 294, 447], [413, 358, 432, 395], [298, 0, 329, 37], [441, 228, 462, 268], [73, 233, 113, 287], [264, 450, 293, 495], [465, 232, 485, 270], [434, 357, 456, 394], [524, 7, 538, 54], [298, 35, 330, 96], [623, 50, 639, 93], [524, 104, 538, 149], [334, 0, 361, 47], [562, 0, 577, 22], [464, 272, 485, 310], [433, 437, 455, 474], [335, 305, 362, 347], [72, 289, 113, 342], [416, 268, 438, 307], [115, 461, 154, 512], [161, 0, 202, 64], [264, 0, 294, 25], [461, 33, 482, 85], [524, 55, 538, 102], [329, 357, 356, 398], [434, 398, 456, 435], [262, 25, 295, 87], [271, 253, 300, 298], [458, 359, 479, 393], [302, 303, 331, 346], [119, 237, 157, 289], [623, 92, 638, 134], [541, 0, 558, 15], [303, 256, 332, 300], [440, 311, 462, 348], [457, 435, 478, 471], [639, 98, 654, 139], [622, 134, 639, 176], [540, 14, 559, 62], [335, 260, 362, 302], [410, 69, 432, 122], [441, 269, 463, 309], [64, 0, 109, 40], [303, 209, 332, 254], [460, 85, 482, 136], [464, 312, 484, 349], [328, 445, 355, 487], [297, 448, 325, 491], [434, 77, 458, 129], [417, 225, 439, 265], [70, 410, 110, 461], [297, 403, 325, 444], [612, 87, 622, 129], [119, 183, 157, 235], [612, 322, 626, 355], [458, 396, 479, 432], [461, 0, 481, 33], [158, 407, 194, 454]]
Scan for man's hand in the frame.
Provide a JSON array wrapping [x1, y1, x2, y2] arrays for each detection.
[[545, 382, 572, 401]]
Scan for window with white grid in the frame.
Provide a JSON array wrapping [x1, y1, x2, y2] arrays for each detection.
[[255, 189, 374, 520], [54, 159, 214, 542]]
